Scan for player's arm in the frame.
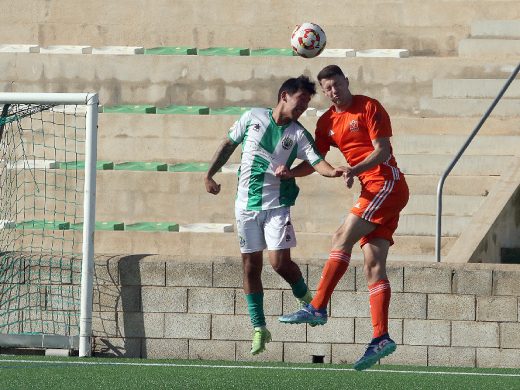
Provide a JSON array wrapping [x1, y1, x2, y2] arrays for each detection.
[[204, 137, 238, 195], [348, 136, 392, 177], [275, 160, 345, 179]]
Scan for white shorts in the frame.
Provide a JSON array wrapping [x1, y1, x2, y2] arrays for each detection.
[[235, 206, 297, 253]]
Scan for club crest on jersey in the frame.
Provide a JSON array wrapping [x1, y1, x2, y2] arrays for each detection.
[[349, 120, 359, 132], [281, 136, 294, 150]]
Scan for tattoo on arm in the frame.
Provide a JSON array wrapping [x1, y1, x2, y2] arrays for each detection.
[[207, 139, 237, 178]]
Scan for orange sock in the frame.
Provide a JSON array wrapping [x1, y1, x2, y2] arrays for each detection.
[[369, 279, 391, 338], [311, 250, 350, 310]]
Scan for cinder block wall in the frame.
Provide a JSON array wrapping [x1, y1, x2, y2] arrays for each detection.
[[92, 255, 520, 368]]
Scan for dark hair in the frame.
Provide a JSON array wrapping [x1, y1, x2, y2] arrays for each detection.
[[317, 65, 346, 82], [277, 75, 316, 102]]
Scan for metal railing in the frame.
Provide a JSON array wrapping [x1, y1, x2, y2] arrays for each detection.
[[435, 62, 520, 262]]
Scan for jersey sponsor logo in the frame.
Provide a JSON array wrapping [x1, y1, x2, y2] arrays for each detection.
[[349, 120, 359, 132], [281, 136, 294, 150], [246, 123, 261, 132]]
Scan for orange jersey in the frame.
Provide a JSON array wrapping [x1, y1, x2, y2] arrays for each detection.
[[315, 95, 402, 183]]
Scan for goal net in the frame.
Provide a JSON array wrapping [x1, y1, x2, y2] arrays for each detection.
[[0, 93, 98, 357]]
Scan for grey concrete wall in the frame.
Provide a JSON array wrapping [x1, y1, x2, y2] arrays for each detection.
[[91, 255, 520, 368]]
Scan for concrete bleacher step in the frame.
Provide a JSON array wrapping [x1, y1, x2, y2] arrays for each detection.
[[433, 79, 520, 99], [471, 20, 520, 38], [92, 230, 455, 261], [145, 46, 198, 56], [458, 38, 520, 58], [419, 97, 520, 117]]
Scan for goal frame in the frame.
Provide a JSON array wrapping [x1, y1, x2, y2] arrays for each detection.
[[0, 92, 98, 357]]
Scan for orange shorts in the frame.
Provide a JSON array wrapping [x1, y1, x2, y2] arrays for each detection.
[[351, 177, 409, 247]]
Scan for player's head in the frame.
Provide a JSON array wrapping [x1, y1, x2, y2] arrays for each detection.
[[317, 65, 351, 107], [276, 75, 316, 120]]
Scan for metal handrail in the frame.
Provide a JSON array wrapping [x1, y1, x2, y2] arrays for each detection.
[[435, 62, 520, 262]]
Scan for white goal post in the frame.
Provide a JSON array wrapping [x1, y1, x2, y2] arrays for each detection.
[[0, 92, 98, 357]]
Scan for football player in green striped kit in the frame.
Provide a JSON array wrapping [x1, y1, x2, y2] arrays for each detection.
[[205, 75, 346, 355]]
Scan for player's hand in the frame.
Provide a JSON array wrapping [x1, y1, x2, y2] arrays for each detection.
[[275, 165, 292, 179], [204, 176, 221, 195], [330, 166, 348, 177], [343, 173, 354, 188], [341, 165, 355, 188]]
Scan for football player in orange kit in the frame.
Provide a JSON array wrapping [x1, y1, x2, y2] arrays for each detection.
[[277, 65, 409, 370]]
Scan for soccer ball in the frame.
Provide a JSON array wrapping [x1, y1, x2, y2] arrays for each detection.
[[291, 22, 327, 58]]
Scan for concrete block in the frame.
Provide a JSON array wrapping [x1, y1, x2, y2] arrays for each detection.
[[428, 294, 475, 321], [143, 338, 188, 359], [118, 312, 164, 338], [164, 313, 211, 339], [355, 265, 404, 292], [179, 223, 234, 233], [93, 285, 140, 312], [92, 311, 118, 338], [500, 323, 520, 349], [93, 337, 141, 358], [267, 317, 307, 342], [330, 291, 370, 318], [308, 264, 355, 292], [307, 317, 354, 343], [261, 266, 297, 289], [404, 319, 451, 346], [428, 346, 476, 368], [477, 348, 520, 368], [118, 256, 166, 286], [141, 287, 187, 313], [94, 256, 121, 285], [212, 314, 252, 341], [404, 266, 452, 293], [391, 293, 427, 319], [213, 262, 242, 288], [493, 270, 520, 296], [356, 49, 409, 58], [92, 46, 145, 55], [452, 269, 492, 296], [283, 342, 332, 363], [189, 339, 235, 361], [236, 340, 283, 361], [452, 321, 499, 348], [331, 343, 366, 364], [354, 318, 403, 344], [39, 45, 92, 54], [166, 262, 212, 287], [477, 296, 518, 322], [188, 287, 235, 314], [383, 345, 427, 366]]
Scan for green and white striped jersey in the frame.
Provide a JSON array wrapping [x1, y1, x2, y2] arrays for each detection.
[[228, 108, 323, 211]]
